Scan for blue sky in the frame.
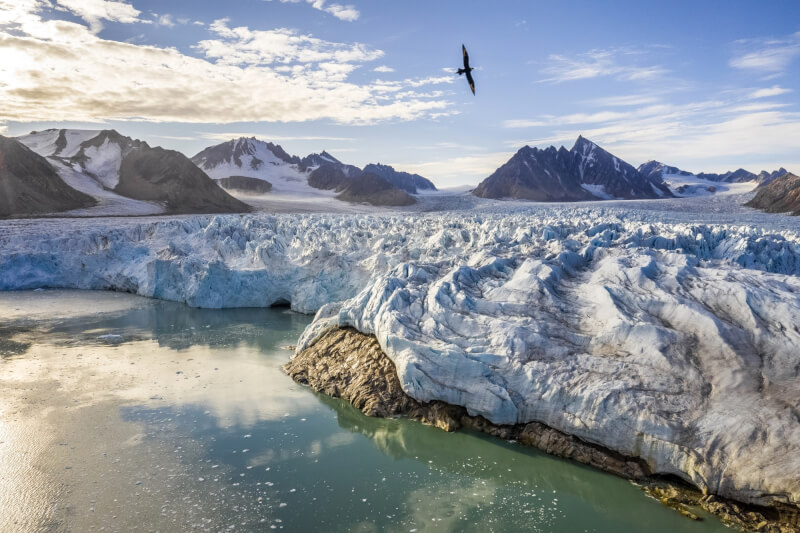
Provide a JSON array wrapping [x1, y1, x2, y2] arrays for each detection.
[[2, 0, 799, 186]]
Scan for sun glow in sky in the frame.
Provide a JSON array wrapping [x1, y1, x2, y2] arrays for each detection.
[[1, 0, 799, 186]]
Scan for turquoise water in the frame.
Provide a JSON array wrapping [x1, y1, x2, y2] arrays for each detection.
[[0, 290, 729, 532]]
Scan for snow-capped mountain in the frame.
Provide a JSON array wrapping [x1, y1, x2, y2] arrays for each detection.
[[637, 160, 693, 182], [193, 137, 436, 206], [696, 168, 758, 183], [192, 138, 361, 197], [636, 160, 723, 197], [17, 129, 249, 215], [638, 160, 792, 196], [192, 137, 304, 190], [362, 163, 437, 194], [0, 135, 96, 216], [473, 136, 672, 201]]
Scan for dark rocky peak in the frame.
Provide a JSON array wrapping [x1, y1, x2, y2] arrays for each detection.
[[299, 151, 344, 171], [362, 163, 437, 193]]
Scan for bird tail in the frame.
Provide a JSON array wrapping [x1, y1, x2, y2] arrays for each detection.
[[457, 68, 466, 75]]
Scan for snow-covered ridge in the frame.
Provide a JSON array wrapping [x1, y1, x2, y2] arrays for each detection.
[[2, 210, 800, 509]]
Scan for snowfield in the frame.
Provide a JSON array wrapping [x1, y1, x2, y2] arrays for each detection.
[[1, 197, 800, 510]]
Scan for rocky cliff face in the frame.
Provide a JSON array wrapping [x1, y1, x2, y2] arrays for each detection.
[[116, 145, 251, 214], [215, 175, 273, 194], [0, 135, 96, 217], [334, 172, 416, 206], [473, 136, 671, 201], [745, 173, 800, 215]]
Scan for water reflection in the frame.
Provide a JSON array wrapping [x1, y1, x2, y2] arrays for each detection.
[[0, 290, 729, 533]]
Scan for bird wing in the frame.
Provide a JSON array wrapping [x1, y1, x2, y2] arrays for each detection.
[[465, 70, 475, 95], [462, 44, 470, 69]]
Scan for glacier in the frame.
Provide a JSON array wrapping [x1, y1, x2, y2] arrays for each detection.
[[2, 202, 800, 509]]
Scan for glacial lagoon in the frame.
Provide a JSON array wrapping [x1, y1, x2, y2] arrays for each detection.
[[0, 290, 730, 532]]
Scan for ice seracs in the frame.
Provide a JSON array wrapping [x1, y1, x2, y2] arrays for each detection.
[[1, 207, 800, 511]]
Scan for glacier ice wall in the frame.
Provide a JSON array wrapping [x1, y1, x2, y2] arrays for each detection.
[[2, 210, 800, 507]]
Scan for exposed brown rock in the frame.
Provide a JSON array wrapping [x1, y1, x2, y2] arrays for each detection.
[[745, 173, 800, 215], [116, 146, 252, 214], [216, 175, 273, 194], [0, 135, 96, 217], [285, 326, 800, 532]]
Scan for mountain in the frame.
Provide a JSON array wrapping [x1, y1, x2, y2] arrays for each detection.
[[0, 135, 96, 217], [696, 168, 757, 183], [637, 160, 693, 182], [17, 129, 249, 215], [334, 172, 416, 206], [114, 145, 251, 214], [473, 136, 672, 201], [193, 138, 428, 206], [192, 137, 303, 184], [362, 163, 437, 193], [744, 172, 800, 215], [756, 168, 789, 187]]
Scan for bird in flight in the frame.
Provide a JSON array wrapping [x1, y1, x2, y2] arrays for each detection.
[[457, 44, 476, 95]]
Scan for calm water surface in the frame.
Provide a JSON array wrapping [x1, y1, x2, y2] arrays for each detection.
[[0, 290, 729, 532]]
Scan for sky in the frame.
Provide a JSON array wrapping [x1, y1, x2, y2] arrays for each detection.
[[1, 0, 799, 187]]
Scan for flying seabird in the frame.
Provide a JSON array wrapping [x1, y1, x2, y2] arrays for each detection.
[[457, 44, 476, 95]]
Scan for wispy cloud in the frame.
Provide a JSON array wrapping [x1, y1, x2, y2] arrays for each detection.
[[730, 31, 800, 73], [373, 65, 394, 73], [748, 85, 793, 99], [199, 132, 355, 143], [538, 48, 668, 83], [587, 94, 662, 107], [390, 152, 513, 187], [269, 0, 359, 22], [503, 97, 800, 173], [154, 13, 175, 28], [0, 4, 452, 126]]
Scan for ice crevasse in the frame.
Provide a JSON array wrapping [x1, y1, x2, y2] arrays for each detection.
[[2, 210, 800, 508]]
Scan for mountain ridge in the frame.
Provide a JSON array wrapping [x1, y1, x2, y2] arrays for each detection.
[[473, 136, 671, 201]]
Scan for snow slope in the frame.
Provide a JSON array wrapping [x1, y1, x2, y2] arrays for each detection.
[[16, 129, 165, 216], [194, 137, 331, 197], [1, 204, 800, 509]]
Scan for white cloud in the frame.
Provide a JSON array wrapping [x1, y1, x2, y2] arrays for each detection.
[[271, 0, 360, 21], [0, 6, 451, 126], [539, 48, 667, 83], [730, 32, 800, 72], [197, 18, 382, 71], [54, 0, 142, 33], [155, 13, 175, 28], [503, 100, 800, 173], [373, 65, 394, 73], [748, 85, 792, 99]]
